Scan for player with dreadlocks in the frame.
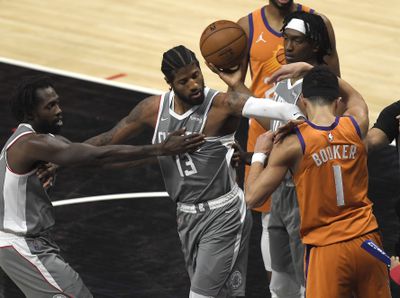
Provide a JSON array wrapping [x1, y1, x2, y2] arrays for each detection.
[[208, 11, 339, 298], [85, 44, 307, 298]]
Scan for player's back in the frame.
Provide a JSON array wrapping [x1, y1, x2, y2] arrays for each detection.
[[293, 116, 378, 246]]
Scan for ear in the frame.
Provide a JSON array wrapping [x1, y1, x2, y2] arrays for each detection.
[[164, 77, 172, 91]]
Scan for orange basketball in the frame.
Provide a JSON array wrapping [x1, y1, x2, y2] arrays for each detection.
[[200, 20, 247, 70]]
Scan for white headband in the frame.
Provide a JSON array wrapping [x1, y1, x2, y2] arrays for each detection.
[[285, 18, 306, 34]]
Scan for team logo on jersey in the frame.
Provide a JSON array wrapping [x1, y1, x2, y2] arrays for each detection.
[[53, 295, 67, 298], [256, 32, 267, 43], [230, 270, 242, 289], [328, 132, 334, 142], [189, 115, 202, 123]]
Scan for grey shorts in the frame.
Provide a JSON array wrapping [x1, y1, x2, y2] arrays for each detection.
[[176, 186, 252, 297], [269, 180, 305, 286], [0, 231, 92, 298]]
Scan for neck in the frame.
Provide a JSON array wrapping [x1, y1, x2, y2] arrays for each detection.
[[173, 95, 192, 115], [267, 2, 297, 19], [307, 105, 337, 126]]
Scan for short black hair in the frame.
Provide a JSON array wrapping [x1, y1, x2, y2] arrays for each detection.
[[282, 11, 332, 65], [161, 45, 200, 81], [302, 66, 339, 103], [10, 76, 54, 122]]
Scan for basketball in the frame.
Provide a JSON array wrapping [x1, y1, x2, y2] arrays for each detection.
[[200, 20, 247, 70]]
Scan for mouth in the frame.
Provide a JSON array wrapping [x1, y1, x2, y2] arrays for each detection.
[[190, 90, 202, 99], [55, 118, 63, 126]]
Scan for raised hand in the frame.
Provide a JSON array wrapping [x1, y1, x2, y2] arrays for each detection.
[[274, 119, 305, 144], [267, 62, 313, 84], [205, 61, 243, 90], [254, 130, 275, 154], [161, 128, 205, 155]]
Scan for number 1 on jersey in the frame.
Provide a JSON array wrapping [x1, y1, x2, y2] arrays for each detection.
[[176, 153, 198, 177], [333, 164, 345, 206]]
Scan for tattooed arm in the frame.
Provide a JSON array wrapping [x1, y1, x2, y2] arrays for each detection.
[[85, 95, 160, 145]]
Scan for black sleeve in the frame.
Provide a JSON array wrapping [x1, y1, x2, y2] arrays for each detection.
[[373, 101, 400, 142]]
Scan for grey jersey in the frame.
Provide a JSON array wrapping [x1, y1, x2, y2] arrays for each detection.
[[271, 78, 303, 132], [152, 87, 237, 204], [0, 124, 55, 236]]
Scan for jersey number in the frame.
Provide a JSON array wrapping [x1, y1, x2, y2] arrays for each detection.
[[332, 165, 345, 206], [176, 154, 197, 177]]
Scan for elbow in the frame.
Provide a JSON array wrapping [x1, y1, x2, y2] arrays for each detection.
[[245, 191, 264, 209]]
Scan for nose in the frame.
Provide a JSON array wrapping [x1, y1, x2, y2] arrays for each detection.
[[285, 40, 293, 52], [55, 104, 62, 115], [188, 79, 199, 91]]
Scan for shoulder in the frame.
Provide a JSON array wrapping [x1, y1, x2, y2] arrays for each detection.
[[270, 133, 302, 165], [237, 15, 250, 36]]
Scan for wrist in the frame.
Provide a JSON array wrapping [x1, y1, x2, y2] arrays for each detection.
[[251, 152, 268, 165]]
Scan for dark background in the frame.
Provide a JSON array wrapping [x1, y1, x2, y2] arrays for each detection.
[[0, 62, 398, 297]]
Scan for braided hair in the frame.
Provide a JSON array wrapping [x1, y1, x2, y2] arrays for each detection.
[[282, 11, 332, 65], [161, 45, 200, 81], [10, 76, 54, 122]]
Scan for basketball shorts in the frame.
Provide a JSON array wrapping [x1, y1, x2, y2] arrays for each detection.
[[0, 230, 92, 298], [176, 185, 252, 297], [305, 231, 391, 298], [268, 180, 304, 286]]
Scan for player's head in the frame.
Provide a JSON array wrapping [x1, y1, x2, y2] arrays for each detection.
[[301, 66, 339, 107], [282, 11, 332, 65], [269, 0, 294, 11], [11, 76, 63, 134], [161, 45, 205, 105]]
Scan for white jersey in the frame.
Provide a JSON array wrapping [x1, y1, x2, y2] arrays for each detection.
[[0, 124, 55, 236]]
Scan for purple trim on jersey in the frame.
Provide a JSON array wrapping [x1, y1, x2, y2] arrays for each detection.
[[304, 245, 314, 288], [306, 116, 340, 131], [261, 6, 282, 37], [294, 126, 306, 154], [248, 13, 254, 53], [347, 115, 362, 138]]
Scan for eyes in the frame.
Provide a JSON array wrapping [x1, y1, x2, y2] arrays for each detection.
[[283, 35, 306, 45], [177, 71, 200, 85], [45, 100, 60, 110]]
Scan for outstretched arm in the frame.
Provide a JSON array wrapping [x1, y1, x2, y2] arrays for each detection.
[[11, 128, 204, 173], [245, 134, 301, 208]]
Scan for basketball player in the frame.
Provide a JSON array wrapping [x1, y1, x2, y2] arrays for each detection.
[[210, 11, 334, 297], [0, 76, 206, 298], [235, 1, 340, 290], [246, 65, 391, 297], [85, 45, 307, 298]]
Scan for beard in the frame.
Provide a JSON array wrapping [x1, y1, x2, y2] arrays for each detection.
[[173, 84, 205, 106], [270, 0, 294, 10], [37, 120, 62, 135]]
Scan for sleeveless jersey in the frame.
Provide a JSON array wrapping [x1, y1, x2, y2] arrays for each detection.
[[152, 87, 237, 204], [247, 4, 313, 99], [293, 117, 378, 246], [0, 124, 55, 236], [270, 78, 303, 132], [246, 4, 313, 212]]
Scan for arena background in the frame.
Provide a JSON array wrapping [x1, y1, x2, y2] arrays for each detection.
[[0, 0, 399, 297]]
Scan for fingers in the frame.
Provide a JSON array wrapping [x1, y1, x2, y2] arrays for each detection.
[[170, 127, 187, 136]]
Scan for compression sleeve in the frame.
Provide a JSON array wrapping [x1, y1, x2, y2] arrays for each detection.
[[242, 96, 305, 121]]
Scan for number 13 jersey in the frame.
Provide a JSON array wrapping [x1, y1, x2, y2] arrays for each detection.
[[293, 116, 378, 246], [152, 87, 237, 204]]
